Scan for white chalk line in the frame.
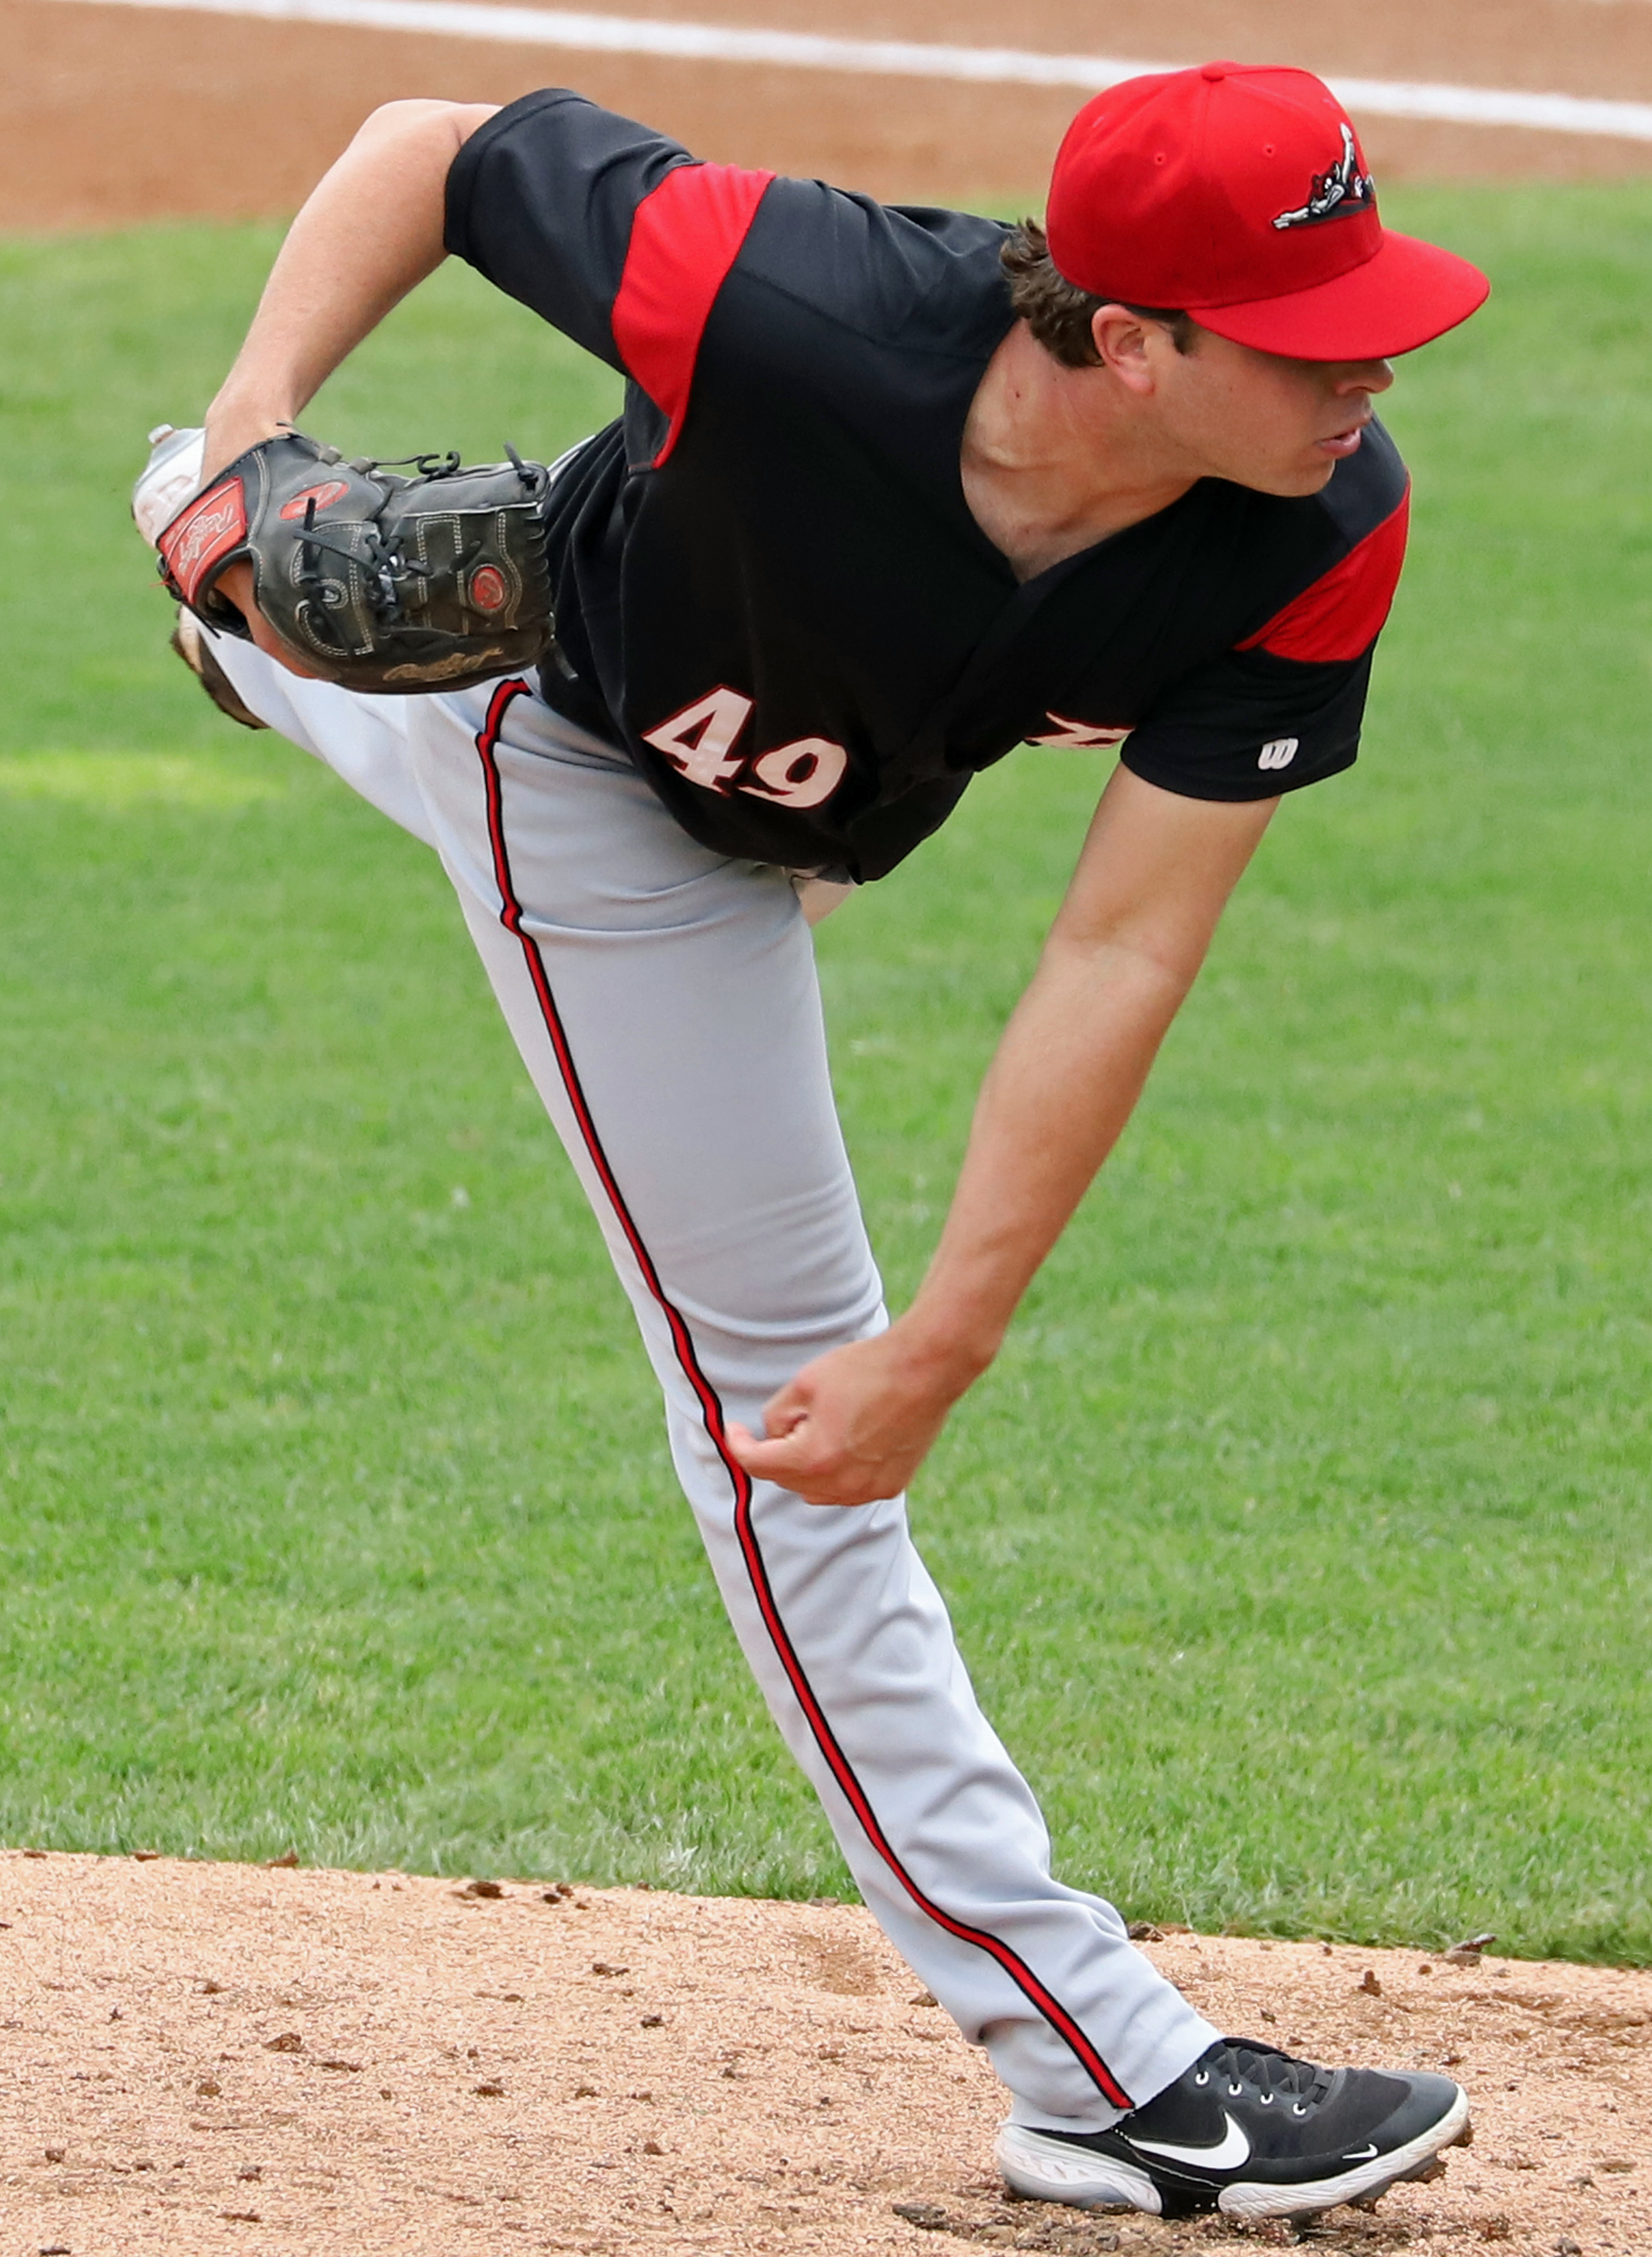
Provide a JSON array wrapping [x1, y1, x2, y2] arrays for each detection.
[[43, 0, 1652, 142]]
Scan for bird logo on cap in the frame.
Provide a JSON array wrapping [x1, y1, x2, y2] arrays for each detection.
[[1272, 124, 1376, 231]]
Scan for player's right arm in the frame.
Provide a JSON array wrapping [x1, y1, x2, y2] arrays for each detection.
[[203, 99, 497, 659]]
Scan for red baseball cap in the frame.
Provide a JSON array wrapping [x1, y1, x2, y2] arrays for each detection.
[[1046, 62, 1488, 360]]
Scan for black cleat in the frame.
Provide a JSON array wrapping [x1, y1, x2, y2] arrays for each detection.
[[996, 2037, 1469, 2221]]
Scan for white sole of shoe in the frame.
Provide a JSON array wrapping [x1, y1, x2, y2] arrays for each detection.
[[133, 424, 206, 548], [1217, 2087, 1471, 2220], [994, 2127, 1162, 2213], [996, 2084, 1470, 2221]]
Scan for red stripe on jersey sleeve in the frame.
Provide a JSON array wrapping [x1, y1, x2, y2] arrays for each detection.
[[1237, 487, 1410, 664], [611, 161, 775, 468]]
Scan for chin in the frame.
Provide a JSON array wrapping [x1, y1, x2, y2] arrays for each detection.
[[1235, 462, 1335, 498], [1282, 458, 1338, 496]]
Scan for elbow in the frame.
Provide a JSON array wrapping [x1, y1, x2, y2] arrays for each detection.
[[1044, 921, 1207, 1007], [353, 97, 498, 159]]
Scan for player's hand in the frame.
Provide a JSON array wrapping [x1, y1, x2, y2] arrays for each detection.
[[200, 411, 324, 679], [726, 1329, 967, 1507], [212, 560, 324, 680]]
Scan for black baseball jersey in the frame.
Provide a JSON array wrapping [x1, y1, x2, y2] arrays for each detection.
[[446, 91, 1411, 883]]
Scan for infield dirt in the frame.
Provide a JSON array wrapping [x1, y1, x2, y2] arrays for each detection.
[[9, 0, 1652, 231], [1, 1850, 1647, 2256]]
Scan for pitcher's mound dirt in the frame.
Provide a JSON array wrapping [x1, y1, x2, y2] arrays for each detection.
[[0, 1849, 1646, 2254]]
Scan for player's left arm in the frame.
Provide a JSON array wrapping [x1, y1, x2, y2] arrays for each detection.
[[731, 454, 1410, 1507], [728, 768, 1276, 1504]]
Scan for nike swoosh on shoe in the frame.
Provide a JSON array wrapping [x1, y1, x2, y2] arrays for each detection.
[[1128, 2114, 1252, 2170]]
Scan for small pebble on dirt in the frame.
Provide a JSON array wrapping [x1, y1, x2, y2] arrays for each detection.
[[591, 1961, 629, 1976], [474, 2081, 505, 2096], [263, 2033, 303, 2052], [641, 2012, 664, 2026], [1359, 1970, 1382, 1996], [263, 1851, 299, 1870]]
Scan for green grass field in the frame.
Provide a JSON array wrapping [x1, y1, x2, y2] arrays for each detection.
[[1, 184, 1648, 1962]]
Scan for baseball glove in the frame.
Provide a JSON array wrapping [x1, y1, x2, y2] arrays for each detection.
[[155, 430, 554, 694]]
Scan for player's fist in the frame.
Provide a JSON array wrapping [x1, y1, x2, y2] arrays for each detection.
[[726, 1330, 962, 1508], [199, 411, 325, 679]]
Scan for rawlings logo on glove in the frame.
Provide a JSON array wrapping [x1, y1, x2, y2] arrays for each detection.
[[156, 430, 555, 696]]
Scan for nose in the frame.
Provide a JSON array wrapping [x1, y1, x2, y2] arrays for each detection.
[[1335, 358, 1394, 395]]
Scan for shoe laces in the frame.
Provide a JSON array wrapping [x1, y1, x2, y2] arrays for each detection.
[[1195, 2038, 1333, 2112]]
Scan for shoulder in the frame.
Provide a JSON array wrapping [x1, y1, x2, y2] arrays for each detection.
[[1236, 421, 1411, 666], [731, 182, 1013, 348], [1316, 416, 1408, 549]]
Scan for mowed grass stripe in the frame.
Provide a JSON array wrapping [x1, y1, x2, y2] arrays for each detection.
[[0, 190, 1647, 1958]]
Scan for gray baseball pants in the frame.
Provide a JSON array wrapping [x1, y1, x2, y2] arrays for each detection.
[[208, 631, 1219, 2128]]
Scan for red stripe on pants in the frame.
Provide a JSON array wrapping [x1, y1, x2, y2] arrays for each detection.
[[472, 679, 1133, 2114]]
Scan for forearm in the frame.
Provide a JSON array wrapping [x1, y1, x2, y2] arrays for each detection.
[[206, 99, 495, 465], [888, 770, 1276, 1405], [898, 933, 1190, 1386]]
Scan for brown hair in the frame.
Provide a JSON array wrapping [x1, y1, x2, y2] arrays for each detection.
[[1000, 218, 1196, 365]]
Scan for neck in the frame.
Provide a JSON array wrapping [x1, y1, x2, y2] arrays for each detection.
[[962, 322, 1196, 581]]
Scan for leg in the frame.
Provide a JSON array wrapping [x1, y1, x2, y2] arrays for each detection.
[[199, 626, 440, 847], [209, 643, 1216, 2126]]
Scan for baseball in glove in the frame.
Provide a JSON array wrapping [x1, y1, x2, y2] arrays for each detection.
[[155, 430, 554, 694]]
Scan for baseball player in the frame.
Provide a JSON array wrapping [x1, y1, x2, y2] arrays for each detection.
[[135, 63, 1489, 2220]]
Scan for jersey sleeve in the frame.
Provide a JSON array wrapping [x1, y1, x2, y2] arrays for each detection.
[[445, 90, 775, 462], [1120, 484, 1409, 801]]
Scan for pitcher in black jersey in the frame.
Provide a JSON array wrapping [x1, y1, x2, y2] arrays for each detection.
[[143, 60, 1488, 2220]]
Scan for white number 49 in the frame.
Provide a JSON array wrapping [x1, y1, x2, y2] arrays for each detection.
[[642, 687, 849, 811]]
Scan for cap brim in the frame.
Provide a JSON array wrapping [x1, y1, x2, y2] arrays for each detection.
[[1187, 230, 1489, 360]]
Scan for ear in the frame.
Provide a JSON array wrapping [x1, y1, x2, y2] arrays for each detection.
[[1090, 306, 1164, 395]]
